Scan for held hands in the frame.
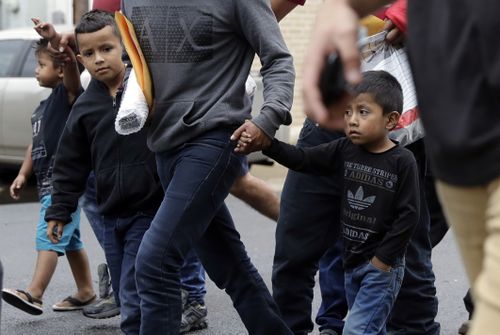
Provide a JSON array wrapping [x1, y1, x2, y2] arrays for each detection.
[[9, 175, 27, 200], [231, 120, 271, 154], [47, 220, 64, 244], [32, 18, 76, 65], [32, 18, 58, 41]]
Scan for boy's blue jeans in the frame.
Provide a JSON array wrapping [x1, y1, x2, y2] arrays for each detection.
[[82, 174, 207, 305], [102, 213, 152, 335], [344, 260, 405, 335], [135, 130, 291, 335]]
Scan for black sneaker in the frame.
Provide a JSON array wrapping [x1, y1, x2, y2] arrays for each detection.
[[82, 294, 120, 319], [97, 263, 111, 299], [180, 301, 208, 333], [319, 329, 339, 335]]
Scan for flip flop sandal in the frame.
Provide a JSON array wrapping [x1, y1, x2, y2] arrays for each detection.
[[52, 295, 97, 311], [2, 288, 43, 315]]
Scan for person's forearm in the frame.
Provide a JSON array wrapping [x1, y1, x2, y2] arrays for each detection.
[[271, 0, 299, 22], [63, 58, 82, 104], [18, 144, 33, 178]]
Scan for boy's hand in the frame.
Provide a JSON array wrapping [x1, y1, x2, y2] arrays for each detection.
[[31, 18, 57, 40], [9, 175, 27, 200], [371, 256, 392, 272], [231, 120, 271, 154], [47, 220, 64, 244]]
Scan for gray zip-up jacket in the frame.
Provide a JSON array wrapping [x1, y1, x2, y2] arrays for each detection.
[[121, 0, 295, 152]]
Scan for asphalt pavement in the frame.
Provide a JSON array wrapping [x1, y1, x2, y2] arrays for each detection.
[[0, 165, 469, 335]]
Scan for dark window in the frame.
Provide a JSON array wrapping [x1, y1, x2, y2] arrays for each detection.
[[0, 40, 25, 77], [20, 44, 38, 77]]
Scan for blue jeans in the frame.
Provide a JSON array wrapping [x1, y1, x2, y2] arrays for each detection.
[[82, 173, 208, 304], [103, 213, 152, 335], [316, 238, 346, 333], [135, 130, 291, 335], [344, 260, 405, 335], [272, 118, 347, 335], [81, 173, 104, 248], [181, 250, 206, 304]]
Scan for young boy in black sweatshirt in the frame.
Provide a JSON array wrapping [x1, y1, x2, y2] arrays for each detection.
[[252, 71, 420, 335], [43, 10, 163, 334]]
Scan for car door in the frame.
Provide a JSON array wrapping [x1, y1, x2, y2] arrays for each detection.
[[0, 38, 50, 165]]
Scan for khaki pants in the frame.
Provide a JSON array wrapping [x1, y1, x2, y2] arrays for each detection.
[[436, 177, 500, 335]]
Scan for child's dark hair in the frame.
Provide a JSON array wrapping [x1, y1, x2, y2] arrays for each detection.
[[34, 38, 63, 68], [352, 70, 403, 114], [75, 9, 120, 42]]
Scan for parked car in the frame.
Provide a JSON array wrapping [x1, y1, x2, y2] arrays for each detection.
[[0, 27, 288, 167], [0, 27, 51, 165]]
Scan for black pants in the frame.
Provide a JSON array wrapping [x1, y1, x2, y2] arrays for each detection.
[[272, 119, 346, 335], [0, 260, 3, 329]]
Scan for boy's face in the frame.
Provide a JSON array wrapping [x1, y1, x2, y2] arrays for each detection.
[[76, 26, 124, 88], [344, 93, 399, 149], [35, 52, 63, 88]]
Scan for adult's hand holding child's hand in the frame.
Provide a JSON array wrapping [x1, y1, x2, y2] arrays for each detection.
[[231, 120, 271, 154]]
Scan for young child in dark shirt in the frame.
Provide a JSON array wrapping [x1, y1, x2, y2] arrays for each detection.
[[2, 20, 95, 315], [253, 70, 420, 335]]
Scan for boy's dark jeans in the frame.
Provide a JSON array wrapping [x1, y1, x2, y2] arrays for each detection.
[[273, 118, 347, 335], [103, 213, 152, 335], [135, 130, 291, 335]]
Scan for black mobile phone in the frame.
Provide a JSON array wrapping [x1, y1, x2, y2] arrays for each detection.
[[320, 53, 347, 106]]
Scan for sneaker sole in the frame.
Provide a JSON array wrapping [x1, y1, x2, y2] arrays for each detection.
[[83, 307, 121, 319], [180, 318, 208, 333]]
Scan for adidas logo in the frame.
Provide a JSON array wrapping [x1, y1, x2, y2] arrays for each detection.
[[347, 186, 375, 210]]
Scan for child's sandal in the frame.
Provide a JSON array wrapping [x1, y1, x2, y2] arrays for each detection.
[[1, 288, 43, 315]]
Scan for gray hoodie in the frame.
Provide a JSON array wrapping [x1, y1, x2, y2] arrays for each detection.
[[121, 0, 295, 152]]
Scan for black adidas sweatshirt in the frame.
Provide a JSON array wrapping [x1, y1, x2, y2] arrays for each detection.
[[264, 137, 420, 268], [45, 76, 163, 224]]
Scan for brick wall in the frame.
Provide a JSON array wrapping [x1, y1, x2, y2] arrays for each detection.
[[252, 0, 322, 142]]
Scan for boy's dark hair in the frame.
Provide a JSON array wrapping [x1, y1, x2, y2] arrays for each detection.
[[352, 70, 403, 114], [34, 38, 63, 68], [75, 9, 120, 47]]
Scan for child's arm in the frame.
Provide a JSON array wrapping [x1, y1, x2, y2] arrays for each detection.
[[373, 156, 420, 268], [32, 18, 81, 104], [9, 144, 33, 200], [44, 111, 92, 240], [262, 136, 342, 175]]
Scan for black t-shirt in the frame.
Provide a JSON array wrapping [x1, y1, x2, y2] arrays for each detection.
[[31, 84, 74, 199], [264, 137, 420, 268], [408, 0, 500, 186]]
